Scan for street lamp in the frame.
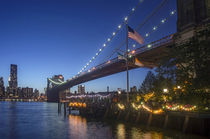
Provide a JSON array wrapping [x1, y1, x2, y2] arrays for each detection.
[[163, 88, 168, 93], [118, 90, 121, 95]]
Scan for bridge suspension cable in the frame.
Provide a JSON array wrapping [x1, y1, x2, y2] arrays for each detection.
[[106, 9, 176, 62], [54, 0, 176, 84], [103, 0, 170, 63], [70, 10, 176, 81], [76, 0, 145, 76]]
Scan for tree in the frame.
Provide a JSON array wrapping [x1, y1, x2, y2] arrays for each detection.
[[157, 25, 210, 93], [139, 71, 156, 94]]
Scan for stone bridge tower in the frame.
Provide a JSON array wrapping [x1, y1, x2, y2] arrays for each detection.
[[176, 0, 210, 41]]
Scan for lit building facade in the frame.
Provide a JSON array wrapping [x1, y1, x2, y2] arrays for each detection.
[[8, 64, 18, 97], [22, 87, 33, 98], [0, 77, 5, 97], [78, 85, 85, 94], [130, 86, 137, 93]]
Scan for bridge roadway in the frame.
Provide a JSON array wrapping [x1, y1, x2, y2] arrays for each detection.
[[47, 34, 174, 102]]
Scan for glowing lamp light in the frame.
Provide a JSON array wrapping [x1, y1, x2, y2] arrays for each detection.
[[87, 63, 89, 66], [88, 70, 91, 72], [107, 60, 111, 64], [132, 8, 135, 11], [161, 19, 166, 23], [128, 49, 130, 52], [99, 49, 102, 52], [129, 55, 132, 58], [96, 53, 98, 56], [92, 57, 95, 59], [124, 16, 128, 21], [133, 44, 136, 47], [147, 44, 152, 48], [89, 60, 92, 62], [153, 26, 157, 30], [118, 90, 121, 94], [145, 33, 149, 37], [84, 66, 86, 68], [118, 103, 125, 110], [112, 32, 116, 36], [107, 38, 111, 42], [131, 50, 135, 54], [103, 44, 106, 47], [163, 88, 168, 93], [177, 86, 181, 89], [171, 10, 175, 15], [118, 25, 121, 29]]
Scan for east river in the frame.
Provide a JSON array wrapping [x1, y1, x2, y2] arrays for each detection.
[[0, 102, 207, 139]]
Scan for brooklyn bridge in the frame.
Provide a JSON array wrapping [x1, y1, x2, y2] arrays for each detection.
[[46, 0, 210, 103]]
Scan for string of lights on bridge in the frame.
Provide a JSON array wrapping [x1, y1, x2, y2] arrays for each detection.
[[49, 9, 176, 85], [48, 5, 176, 85], [82, 10, 176, 74], [76, 0, 145, 76], [75, 9, 176, 77], [111, 9, 176, 60]]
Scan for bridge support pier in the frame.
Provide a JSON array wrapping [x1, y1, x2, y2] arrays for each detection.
[[182, 115, 189, 133], [125, 110, 130, 121], [58, 102, 61, 113], [64, 103, 66, 116], [69, 106, 71, 115], [147, 113, 153, 127], [135, 111, 141, 123], [104, 107, 110, 119], [163, 114, 168, 129], [117, 110, 122, 120]]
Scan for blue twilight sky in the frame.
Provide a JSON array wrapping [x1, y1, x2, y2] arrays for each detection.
[[0, 0, 177, 93]]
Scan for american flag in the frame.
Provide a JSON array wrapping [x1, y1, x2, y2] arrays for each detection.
[[128, 26, 144, 45]]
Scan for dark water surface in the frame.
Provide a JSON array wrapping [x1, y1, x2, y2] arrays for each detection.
[[0, 102, 206, 139]]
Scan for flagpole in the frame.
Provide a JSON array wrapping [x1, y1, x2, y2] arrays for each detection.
[[126, 23, 129, 103]]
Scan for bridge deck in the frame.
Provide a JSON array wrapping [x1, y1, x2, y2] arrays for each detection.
[[49, 35, 174, 93]]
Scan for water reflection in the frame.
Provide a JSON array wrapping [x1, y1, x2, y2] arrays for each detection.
[[68, 115, 87, 138], [117, 124, 126, 139], [0, 102, 206, 139]]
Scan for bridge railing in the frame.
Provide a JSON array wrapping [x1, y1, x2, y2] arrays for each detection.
[[135, 34, 174, 54], [64, 34, 174, 82], [79, 34, 174, 76], [49, 34, 174, 85]]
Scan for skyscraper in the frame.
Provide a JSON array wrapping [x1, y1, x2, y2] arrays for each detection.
[[8, 64, 18, 97], [78, 85, 85, 94], [0, 77, 5, 97]]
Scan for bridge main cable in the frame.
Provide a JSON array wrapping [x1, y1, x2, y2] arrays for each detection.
[[103, 0, 169, 63]]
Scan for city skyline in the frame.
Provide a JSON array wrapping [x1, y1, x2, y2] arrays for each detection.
[[0, 0, 177, 93]]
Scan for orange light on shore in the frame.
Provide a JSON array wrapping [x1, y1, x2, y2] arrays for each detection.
[[131, 50, 135, 54], [107, 60, 111, 64], [69, 102, 87, 108], [82, 103, 87, 108]]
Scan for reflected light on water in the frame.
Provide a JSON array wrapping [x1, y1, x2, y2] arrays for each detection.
[[68, 115, 87, 138], [130, 127, 164, 139], [143, 131, 163, 139], [117, 124, 126, 139]]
